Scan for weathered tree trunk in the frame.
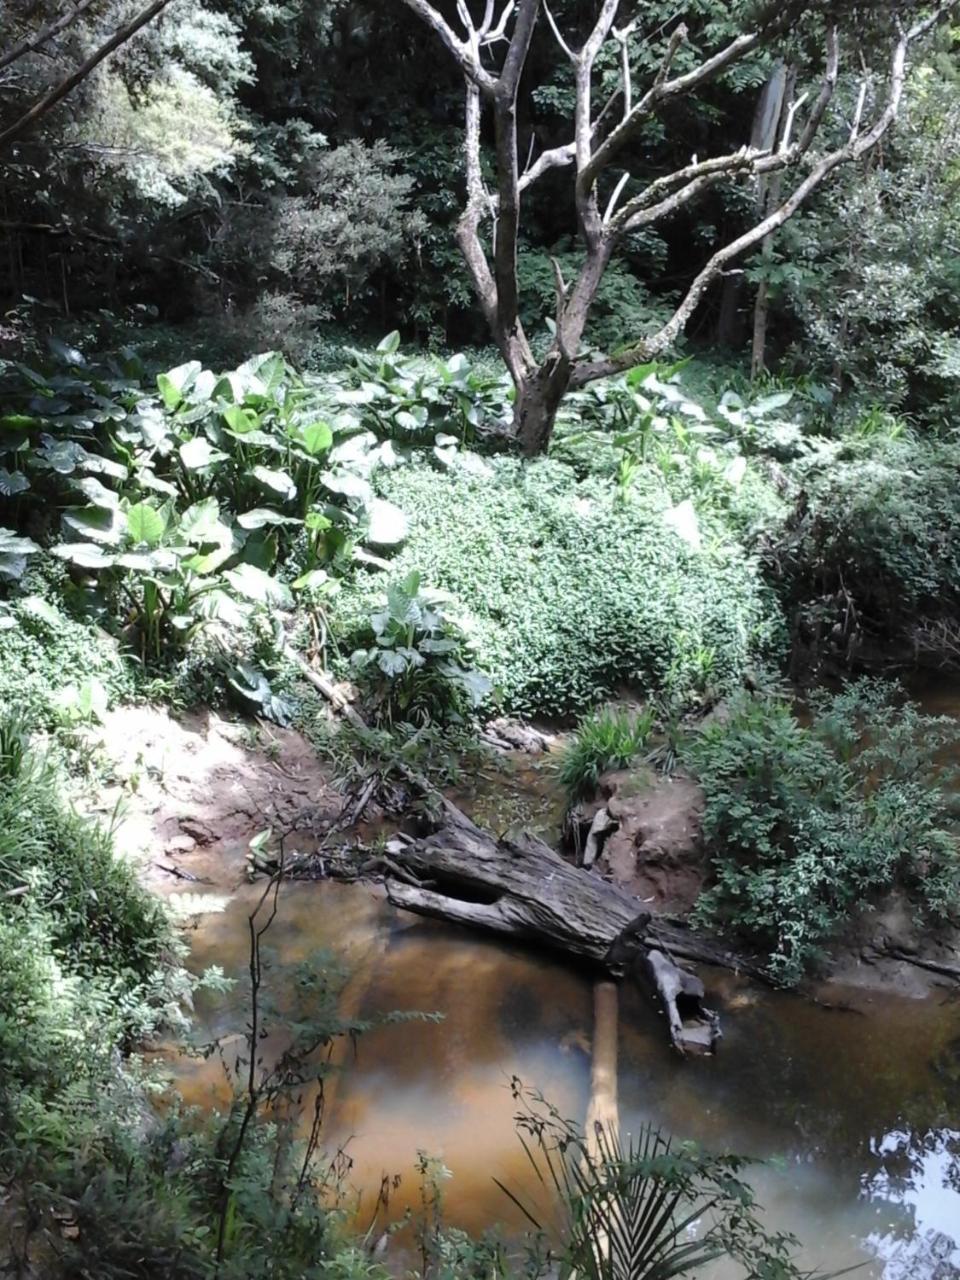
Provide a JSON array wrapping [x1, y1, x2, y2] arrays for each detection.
[[513, 358, 571, 457], [384, 802, 753, 1051]]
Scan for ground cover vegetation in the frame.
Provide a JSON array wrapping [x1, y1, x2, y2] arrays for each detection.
[[4, 0, 960, 1271]]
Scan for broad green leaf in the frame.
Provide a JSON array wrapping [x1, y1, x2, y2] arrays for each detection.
[[292, 568, 333, 591], [376, 330, 401, 355], [157, 360, 202, 410], [223, 563, 293, 609], [353, 547, 392, 571], [377, 649, 407, 676], [125, 502, 168, 546], [624, 362, 658, 388], [320, 470, 372, 504], [299, 421, 333, 456], [178, 497, 221, 542], [0, 529, 39, 578], [182, 537, 238, 574], [752, 390, 794, 417], [237, 529, 278, 571], [193, 369, 218, 403], [191, 587, 249, 627], [116, 550, 181, 572], [366, 498, 408, 547], [38, 439, 87, 474], [0, 554, 28, 582], [51, 542, 117, 569], [62, 505, 126, 546], [0, 468, 29, 496], [78, 453, 128, 481], [237, 508, 302, 530], [75, 476, 120, 509], [250, 465, 296, 501], [136, 469, 178, 497], [223, 404, 259, 433], [179, 437, 226, 470]]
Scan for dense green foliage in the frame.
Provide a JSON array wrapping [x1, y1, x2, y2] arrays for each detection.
[[338, 455, 782, 719], [0, 712, 180, 1164], [5, 0, 960, 1264], [688, 682, 960, 982], [775, 435, 960, 665]]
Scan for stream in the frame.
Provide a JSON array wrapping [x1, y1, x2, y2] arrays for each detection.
[[166, 733, 960, 1278]]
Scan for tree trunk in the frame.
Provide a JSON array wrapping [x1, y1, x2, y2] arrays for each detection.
[[513, 357, 571, 457]]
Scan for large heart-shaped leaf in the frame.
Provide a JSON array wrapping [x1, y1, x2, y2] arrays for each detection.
[[178, 498, 222, 542], [75, 476, 120, 509], [157, 360, 202, 411], [62, 505, 126, 546], [0, 469, 29, 496], [236, 508, 302, 530], [224, 563, 293, 609], [320, 470, 372, 505], [298, 421, 333, 456], [126, 502, 168, 546], [51, 542, 117, 569], [250, 465, 296, 501], [366, 498, 408, 548], [223, 404, 260, 434], [179, 437, 226, 470]]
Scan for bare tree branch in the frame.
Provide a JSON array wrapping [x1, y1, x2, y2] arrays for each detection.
[[400, 0, 498, 93], [0, 0, 180, 151], [0, 0, 99, 75], [571, 9, 945, 388], [581, 8, 804, 190], [519, 140, 576, 190]]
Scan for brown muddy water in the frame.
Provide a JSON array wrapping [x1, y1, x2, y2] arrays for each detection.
[[169, 757, 960, 1279]]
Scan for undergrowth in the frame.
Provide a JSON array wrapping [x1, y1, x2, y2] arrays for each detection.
[[335, 457, 784, 719], [688, 680, 960, 983]]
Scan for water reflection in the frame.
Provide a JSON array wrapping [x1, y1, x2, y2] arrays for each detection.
[[171, 879, 960, 1277]]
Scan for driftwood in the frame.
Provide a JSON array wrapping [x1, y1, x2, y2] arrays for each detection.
[[384, 801, 761, 1053], [286, 651, 745, 1052]]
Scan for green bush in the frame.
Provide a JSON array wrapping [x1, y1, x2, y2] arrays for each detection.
[[558, 706, 654, 801], [688, 681, 960, 983], [776, 437, 960, 653], [336, 457, 784, 719]]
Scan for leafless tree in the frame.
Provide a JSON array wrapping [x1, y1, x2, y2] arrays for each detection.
[[401, 0, 955, 455]]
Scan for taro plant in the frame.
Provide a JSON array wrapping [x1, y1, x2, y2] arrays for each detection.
[[52, 494, 292, 662], [340, 331, 512, 444], [351, 570, 492, 726], [1, 348, 409, 580]]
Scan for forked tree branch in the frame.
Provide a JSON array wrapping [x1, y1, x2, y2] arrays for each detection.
[[570, 5, 952, 388]]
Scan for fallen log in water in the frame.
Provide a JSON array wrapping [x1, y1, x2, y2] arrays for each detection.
[[383, 800, 765, 1053]]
